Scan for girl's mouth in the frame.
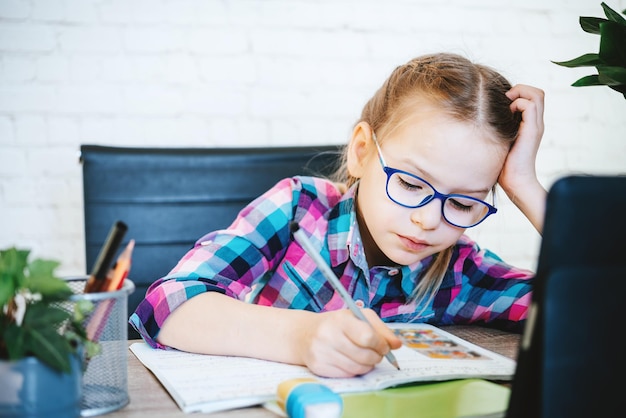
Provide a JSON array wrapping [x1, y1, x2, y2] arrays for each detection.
[[397, 234, 430, 252]]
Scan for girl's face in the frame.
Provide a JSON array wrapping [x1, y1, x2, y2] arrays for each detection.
[[348, 102, 508, 267]]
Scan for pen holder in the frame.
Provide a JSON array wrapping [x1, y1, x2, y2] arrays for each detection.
[[64, 276, 135, 417]]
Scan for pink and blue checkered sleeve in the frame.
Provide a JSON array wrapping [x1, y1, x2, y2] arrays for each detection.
[[128, 176, 339, 347]]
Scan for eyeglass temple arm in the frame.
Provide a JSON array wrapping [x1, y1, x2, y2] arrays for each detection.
[[371, 132, 388, 168]]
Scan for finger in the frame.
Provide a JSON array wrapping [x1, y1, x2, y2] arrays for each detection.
[[510, 98, 543, 127], [307, 326, 379, 377], [506, 84, 545, 125], [305, 310, 383, 377], [506, 84, 545, 104], [309, 349, 376, 378], [332, 342, 381, 376], [362, 309, 403, 350], [341, 313, 390, 357]]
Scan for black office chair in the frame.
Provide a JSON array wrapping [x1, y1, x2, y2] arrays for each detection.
[[80, 144, 342, 339]]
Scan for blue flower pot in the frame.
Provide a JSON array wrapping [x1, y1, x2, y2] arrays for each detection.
[[0, 355, 82, 418]]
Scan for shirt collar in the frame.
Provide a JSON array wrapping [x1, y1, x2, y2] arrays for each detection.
[[326, 184, 401, 273], [325, 183, 438, 296]]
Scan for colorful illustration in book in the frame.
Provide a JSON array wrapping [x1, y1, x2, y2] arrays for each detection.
[[394, 328, 485, 360], [420, 349, 484, 360]]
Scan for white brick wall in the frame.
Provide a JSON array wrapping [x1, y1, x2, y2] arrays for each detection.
[[1, 0, 625, 276]]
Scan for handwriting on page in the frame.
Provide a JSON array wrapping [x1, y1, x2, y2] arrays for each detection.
[[130, 344, 313, 411]]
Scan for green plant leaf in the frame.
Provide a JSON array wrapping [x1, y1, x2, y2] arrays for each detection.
[[22, 302, 71, 328], [0, 273, 16, 308], [552, 53, 603, 68], [599, 20, 626, 66], [580, 16, 607, 34], [0, 248, 29, 275], [25, 326, 73, 373], [26, 257, 59, 279], [598, 65, 626, 84], [24, 257, 74, 302], [572, 74, 605, 87], [74, 299, 95, 322], [3, 322, 27, 359], [0, 248, 29, 305], [27, 276, 73, 301], [1, 245, 100, 373], [601, 2, 626, 25], [0, 249, 26, 307], [84, 338, 101, 359], [554, 3, 626, 99]]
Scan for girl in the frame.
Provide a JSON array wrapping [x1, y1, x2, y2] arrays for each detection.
[[130, 52, 546, 378]]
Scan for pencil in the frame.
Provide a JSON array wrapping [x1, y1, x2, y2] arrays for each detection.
[[103, 239, 135, 292], [86, 239, 134, 342], [84, 220, 127, 293], [290, 221, 400, 370]]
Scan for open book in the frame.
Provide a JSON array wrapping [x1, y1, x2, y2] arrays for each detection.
[[129, 323, 516, 414]]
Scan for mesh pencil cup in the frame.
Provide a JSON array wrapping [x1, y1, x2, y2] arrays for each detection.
[[63, 276, 135, 417]]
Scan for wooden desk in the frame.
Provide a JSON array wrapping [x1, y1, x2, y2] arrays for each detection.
[[107, 326, 520, 417]]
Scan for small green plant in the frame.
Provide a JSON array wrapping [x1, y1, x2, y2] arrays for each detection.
[[553, 2, 626, 99], [0, 247, 99, 373]]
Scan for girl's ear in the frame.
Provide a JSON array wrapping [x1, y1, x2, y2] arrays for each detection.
[[347, 122, 374, 178]]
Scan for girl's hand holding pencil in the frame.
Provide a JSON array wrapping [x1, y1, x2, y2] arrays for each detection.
[[291, 221, 402, 378], [297, 308, 403, 378]]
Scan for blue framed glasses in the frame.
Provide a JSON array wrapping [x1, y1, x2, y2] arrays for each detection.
[[372, 133, 497, 228]]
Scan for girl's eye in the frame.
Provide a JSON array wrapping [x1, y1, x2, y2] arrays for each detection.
[[448, 198, 474, 212], [396, 174, 424, 191]]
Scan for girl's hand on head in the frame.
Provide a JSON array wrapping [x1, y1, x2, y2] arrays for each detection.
[[500, 84, 545, 190], [297, 308, 402, 378], [499, 84, 548, 233]]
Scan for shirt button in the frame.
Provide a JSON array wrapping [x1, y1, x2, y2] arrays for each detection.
[[355, 299, 365, 308], [388, 268, 399, 276]]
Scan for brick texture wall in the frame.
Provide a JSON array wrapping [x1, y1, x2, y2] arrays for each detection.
[[1, 0, 625, 276]]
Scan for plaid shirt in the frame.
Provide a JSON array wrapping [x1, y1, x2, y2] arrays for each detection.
[[130, 176, 533, 348]]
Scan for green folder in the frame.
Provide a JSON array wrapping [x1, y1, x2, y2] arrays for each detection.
[[341, 379, 510, 418]]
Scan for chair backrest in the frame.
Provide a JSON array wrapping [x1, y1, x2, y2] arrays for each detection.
[[80, 144, 342, 339]]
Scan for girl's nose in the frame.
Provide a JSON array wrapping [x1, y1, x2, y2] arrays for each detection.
[[409, 199, 443, 230]]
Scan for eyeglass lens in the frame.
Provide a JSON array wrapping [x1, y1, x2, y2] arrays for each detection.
[[387, 171, 491, 227]]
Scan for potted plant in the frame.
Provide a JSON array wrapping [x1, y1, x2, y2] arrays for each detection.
[[0, 247, 99, 418], [552, 2, 626, 99]]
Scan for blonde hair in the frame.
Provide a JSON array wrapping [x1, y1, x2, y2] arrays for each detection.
[[333, 52, 522, 309]]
